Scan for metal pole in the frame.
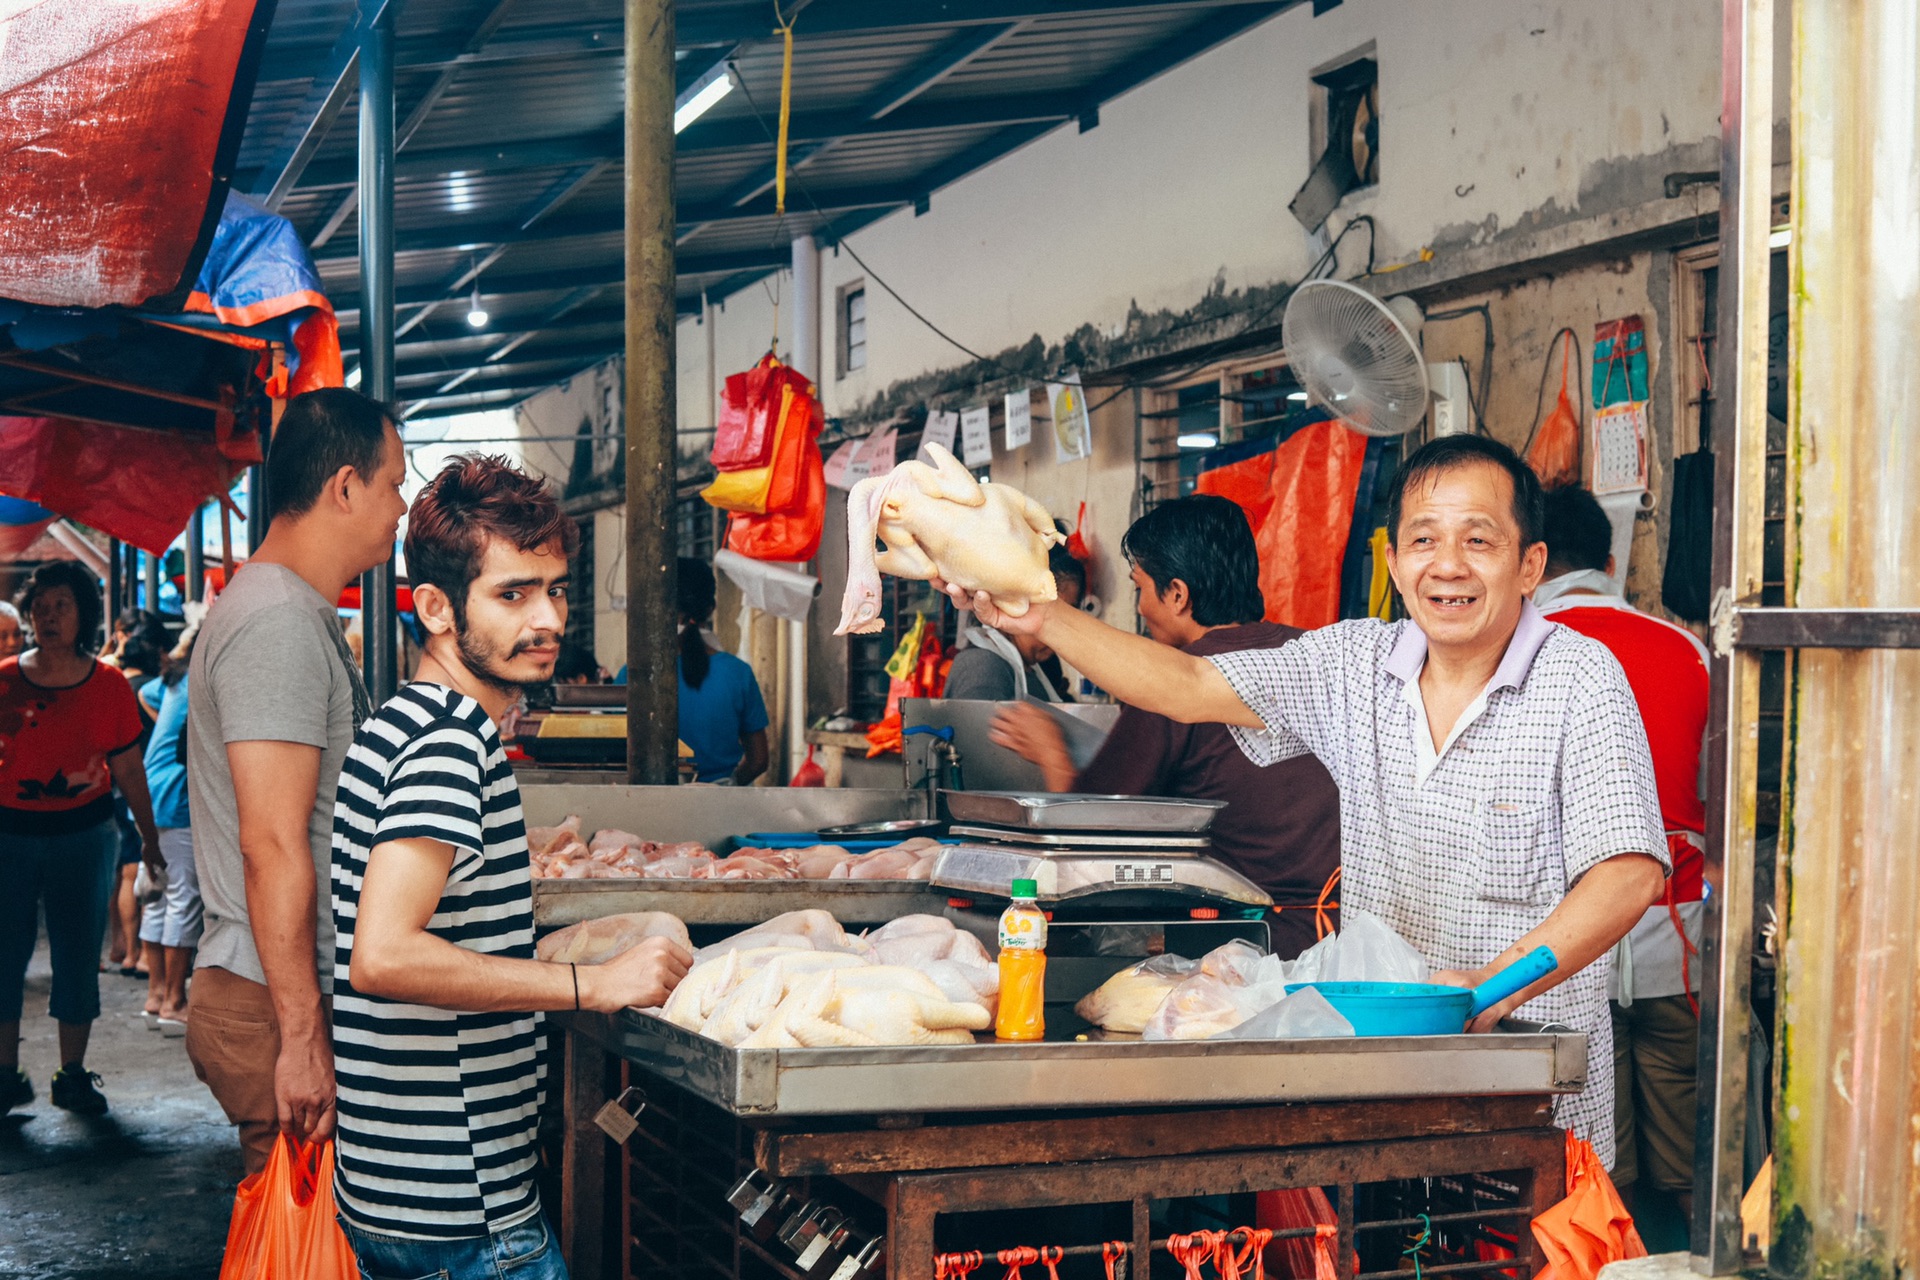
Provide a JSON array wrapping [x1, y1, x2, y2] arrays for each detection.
[[359, 1, 399, 703], [143, 544, 161, 615], [624, 0, 678, 785], [1691, 0, 1772, 1269], [123, 542, 139, 614], [186, 507, 205, 604], [106, 537, 121, 623], [786, 233, 821, 780]]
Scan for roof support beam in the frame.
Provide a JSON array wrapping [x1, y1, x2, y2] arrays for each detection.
[[862, 21, 1025, 119], [250, 0, 398, 210]]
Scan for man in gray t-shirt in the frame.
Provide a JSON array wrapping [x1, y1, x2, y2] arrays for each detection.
[[184, 389, 407, 1175]]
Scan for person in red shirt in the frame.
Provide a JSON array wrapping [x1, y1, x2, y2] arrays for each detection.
[[1536, 486, 1709, 1216], [989, 496, 1343, 958], [0, 561, 163, 1117]]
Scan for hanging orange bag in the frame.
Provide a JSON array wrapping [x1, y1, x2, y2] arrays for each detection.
[[1526, 330, 1582, 489], [703, 362, 822, 514], [789, 744, 827, 787], [218, 1136, 357, 1280], [1530, 1130, 1647, 1280], [726, 432, 825, 561]]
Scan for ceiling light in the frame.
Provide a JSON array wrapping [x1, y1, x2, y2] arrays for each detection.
[[345, 364, 362, 389], [1287, 390, 1309, 402], [675, 64, 734, 133], [1177, 433, 1219, 450], [1769, 225, 1792, 248], [466, 277, 489, 329]]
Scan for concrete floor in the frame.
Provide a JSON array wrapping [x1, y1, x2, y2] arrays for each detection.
[[0, 937, 242, 1280]]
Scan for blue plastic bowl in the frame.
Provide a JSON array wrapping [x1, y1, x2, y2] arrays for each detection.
[[1284, 946, 1559, 1037]]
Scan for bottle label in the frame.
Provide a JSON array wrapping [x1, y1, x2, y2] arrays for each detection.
[[999, 911, 1047, 951]]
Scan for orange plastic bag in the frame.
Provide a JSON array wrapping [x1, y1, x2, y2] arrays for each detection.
[[704, 363, 824, 514], [790, 744, 826, 787], [1530, 1131, 1646, 1280], [1528, 331, 1582, 489], [218, 1136, 357, 1280], [1255, 419, 1370, 629], [711, 356, 783, 471]]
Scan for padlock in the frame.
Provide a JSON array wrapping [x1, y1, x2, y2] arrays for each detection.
[[727, 1170, 774, 1214], [777, 1201, 826, 1255], [743, 1188, 794, 1240], [794, 1209, 849, 1273], [591, 1086, 647, 1144], [829, 1235, 887, 1280]]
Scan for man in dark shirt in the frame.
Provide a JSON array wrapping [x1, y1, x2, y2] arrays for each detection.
[[990, 496, 1342, 957]]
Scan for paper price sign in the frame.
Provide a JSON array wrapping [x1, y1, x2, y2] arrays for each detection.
[[1004, 388, 1032, 450], [959, 405, 993, 467], [918, 409, 958, 461]]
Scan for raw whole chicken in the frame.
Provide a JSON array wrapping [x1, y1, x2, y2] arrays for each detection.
[[738, 971, 990, 1048], [787, 845, 858, 879], [700, 854, 794, 881], [697, 909, 854, 959], [859, 916, 998, 1013], [698, 952, 875, 1043], [528, 816, 585, 858], [835, 443, 1065, 635], [1074, 955, 1198, 1034], [828, 841, 938, 881], [536, 912, 692, 966], [1141, 941, 1288, 1041]]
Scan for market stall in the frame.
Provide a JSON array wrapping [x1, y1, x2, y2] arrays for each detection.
[[525, 785, 1587, 1280]]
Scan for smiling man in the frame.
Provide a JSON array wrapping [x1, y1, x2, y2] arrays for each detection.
[[949, 434, 1667, 1165], [329, 457, 690, 1280]]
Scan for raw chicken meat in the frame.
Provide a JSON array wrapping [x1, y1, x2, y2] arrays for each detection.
[[536, 912, 692, 966], [829, 845, 935, 881], [1074, 955, 1199, 1034], [641, 855, 716, 879], [698, 910, 854, 959], [739, 971, 990, 1048], [527, 816, 583, 858], [787, 845, 858, 879], [1141, 941, 1288, 1041], [700, 854, 796, 881], [698, 952, 874, 1044], [661, 947, 816, 1027], [859, 917, 998, 1013], [835, 444, 1065, 635], [588, 828, 645, 855]]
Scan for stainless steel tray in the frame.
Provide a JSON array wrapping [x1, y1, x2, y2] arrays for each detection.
[[533, 880, 950, 928], [947, 825, 1211, 850], [942, 791, 1224, 833], [572, 1010, 1589, 1117]]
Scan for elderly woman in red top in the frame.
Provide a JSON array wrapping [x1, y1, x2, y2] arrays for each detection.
[[0, 562, 161, 1117]]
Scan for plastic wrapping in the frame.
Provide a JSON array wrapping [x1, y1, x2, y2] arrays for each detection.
[[1141, 941, 1287, 1041], [1218, 987, 1354, 1040], [1074, 954, 1199, 1034]]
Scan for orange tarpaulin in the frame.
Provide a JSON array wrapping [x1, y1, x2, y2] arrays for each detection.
[[0, 0, 266, 309]]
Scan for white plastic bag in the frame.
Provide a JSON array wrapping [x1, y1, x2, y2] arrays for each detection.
[[1273, 907, 1430, 986], [1217, 986, 1355, 1040], [1141, 941, 1289, 1040], [1074, 954, 1198, 1033]]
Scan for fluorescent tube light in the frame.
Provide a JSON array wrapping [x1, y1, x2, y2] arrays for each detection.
[[675, 65, 734, 133], [1177, 433, 1219, 450]]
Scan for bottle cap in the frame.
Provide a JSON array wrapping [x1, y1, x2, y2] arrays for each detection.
[[1010, 878, 1038, 899]]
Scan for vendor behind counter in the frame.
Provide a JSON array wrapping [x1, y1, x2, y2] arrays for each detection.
[[990, 496, 1341, 958], [944, 545, 1085, 702]]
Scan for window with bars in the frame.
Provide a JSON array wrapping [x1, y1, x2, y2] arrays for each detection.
[[838, 284, 867, 378]]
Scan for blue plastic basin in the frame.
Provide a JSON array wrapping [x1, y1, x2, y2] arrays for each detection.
[[1285, 946, 1559, 1037]]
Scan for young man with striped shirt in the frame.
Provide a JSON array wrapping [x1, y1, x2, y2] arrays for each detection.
[[330, 457, 690, 1280]]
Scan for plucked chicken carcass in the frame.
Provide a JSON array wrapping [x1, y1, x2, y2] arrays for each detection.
[[861, 915, 998, 1012], [835, 443, 1065, 635], [536, 912, 692, 966], [738, 971, 990, 1048], [1074, 954, 1199, 1034], [696, 909, 856, 959]]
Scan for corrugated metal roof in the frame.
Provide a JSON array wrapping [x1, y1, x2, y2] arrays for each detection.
[[237, 0, 1303, 418]]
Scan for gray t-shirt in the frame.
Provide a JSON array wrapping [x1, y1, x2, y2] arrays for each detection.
[[188, 563, 369, 992]]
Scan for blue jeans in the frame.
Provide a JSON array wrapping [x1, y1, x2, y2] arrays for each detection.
[[338, 1211, 569, 1280], [0, 821, 119, 1024]]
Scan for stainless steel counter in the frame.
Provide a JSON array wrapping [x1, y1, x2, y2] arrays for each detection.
[[568, 1008, 1589, 1117]]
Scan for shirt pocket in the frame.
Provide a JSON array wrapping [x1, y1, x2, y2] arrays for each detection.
[[1475, 800, 1558, 907]]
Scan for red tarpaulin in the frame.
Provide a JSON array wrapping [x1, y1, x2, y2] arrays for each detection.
[[0, 413, 257, 555], [0, 0, 264, 309]]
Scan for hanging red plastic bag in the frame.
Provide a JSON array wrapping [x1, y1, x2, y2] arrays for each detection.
[[726, 428, 826, 561], [708, 365, 824, 518], [789, 744, 826, 787], [218, 1136, 357, 1280], [711, 357, 782, 472], [1527, 330, 1582, 489], [1065, 501, 1093, 562], [1530, 1131, 1646, 1280]]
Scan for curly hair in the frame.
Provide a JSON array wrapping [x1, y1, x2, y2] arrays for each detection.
[[405, 455, 578, 628], [16, 560, 105, 655]]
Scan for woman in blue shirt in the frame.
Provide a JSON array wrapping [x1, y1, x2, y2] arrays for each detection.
[[675, 559, 769, 785], [136, 622, 201, 1034]]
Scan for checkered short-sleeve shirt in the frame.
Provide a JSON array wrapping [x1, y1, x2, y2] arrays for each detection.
[[1209, 601, 1667, 1166]]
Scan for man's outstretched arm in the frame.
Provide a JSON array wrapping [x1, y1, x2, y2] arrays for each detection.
[[944, 586, 1262, 728]]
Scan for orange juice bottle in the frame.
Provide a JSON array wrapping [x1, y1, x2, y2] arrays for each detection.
[[994, 878, 1047, 1041]]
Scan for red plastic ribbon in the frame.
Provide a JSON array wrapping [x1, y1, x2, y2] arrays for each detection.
[[1104, 1241, 1129, 1280], [999, 1245, 1040, 1279], [1313, 1224, 1339, 1280]]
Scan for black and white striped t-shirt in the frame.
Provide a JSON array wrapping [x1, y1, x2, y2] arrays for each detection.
[[329, 682, 546, 1240]]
